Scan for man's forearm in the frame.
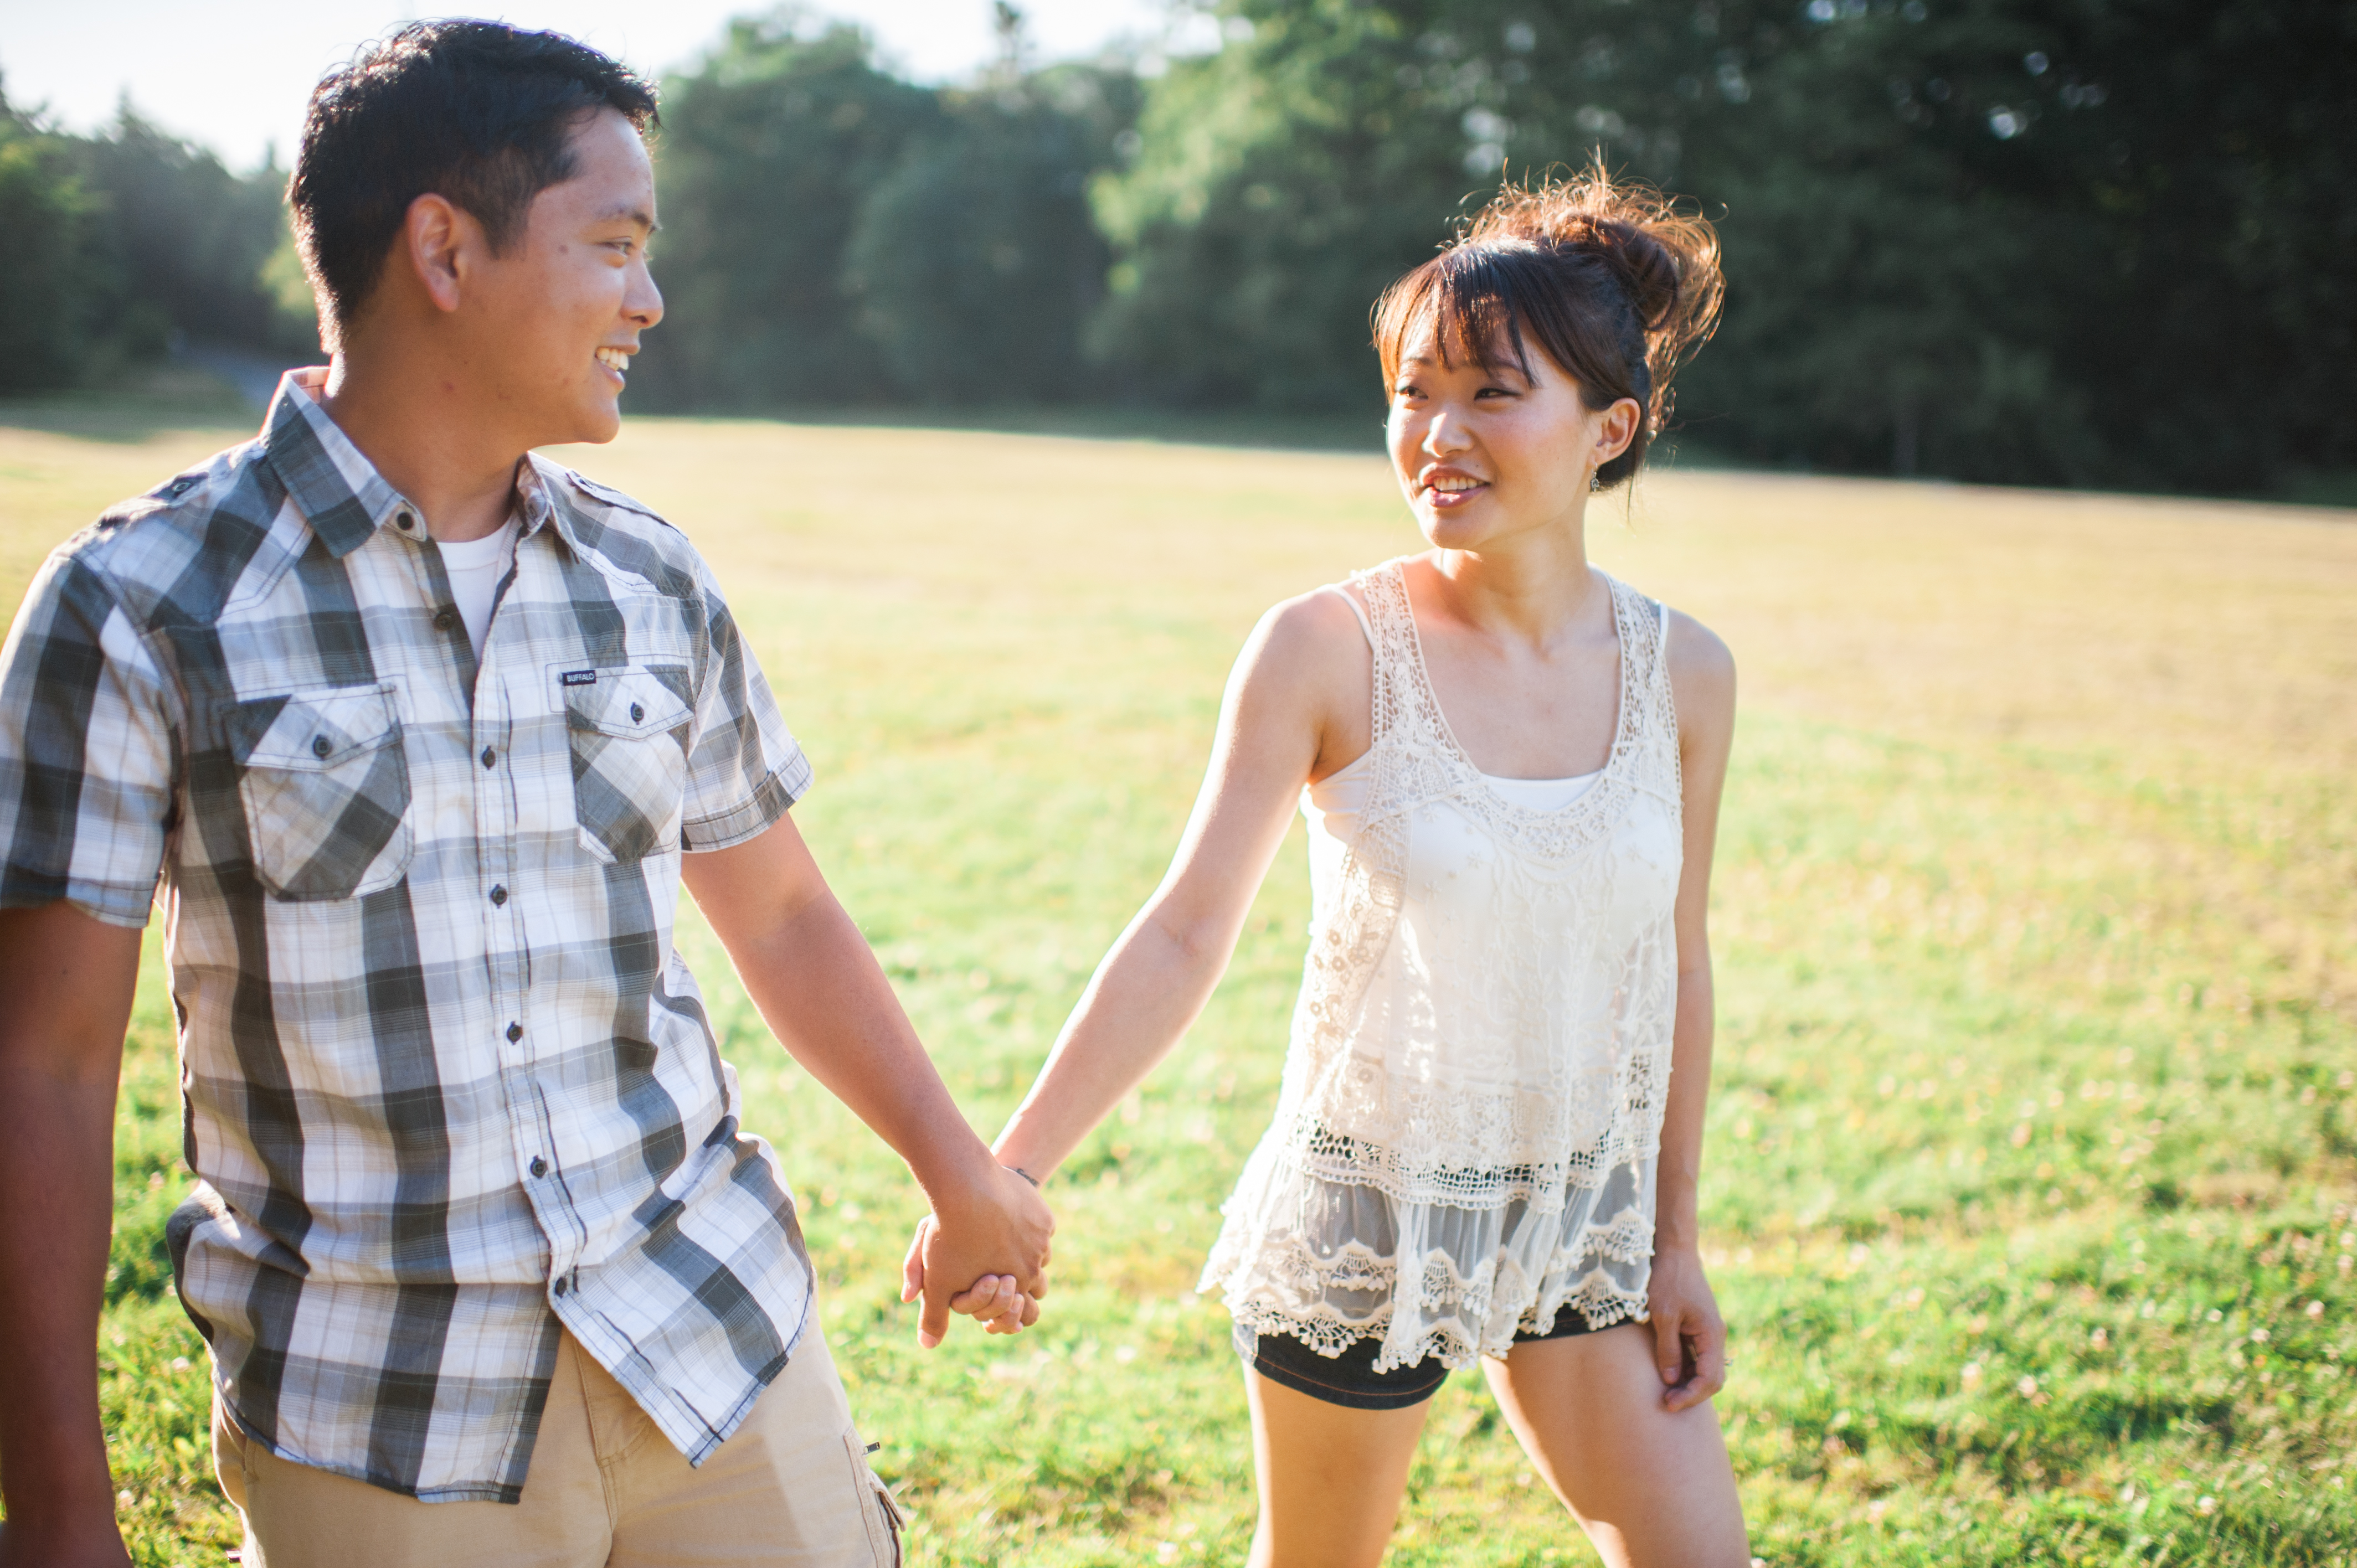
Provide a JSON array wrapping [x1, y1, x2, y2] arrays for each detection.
[[724, 888, 997, 1199], [0, 903, 143, 1560], [0, 1070, 123, 1534]]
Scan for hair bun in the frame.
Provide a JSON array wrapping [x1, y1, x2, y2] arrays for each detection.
[[1465, 160, 1723, 365], [1553, 214, 1685, 334]]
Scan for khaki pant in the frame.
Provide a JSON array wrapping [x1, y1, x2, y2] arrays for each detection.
[[214, 1327, 902, 1567]]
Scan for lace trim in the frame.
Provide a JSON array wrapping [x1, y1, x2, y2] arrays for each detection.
[[1355, 563, 1681, 865], [1211, 1232, 1655, 1373], [1274, 1116, 1664, 1210]]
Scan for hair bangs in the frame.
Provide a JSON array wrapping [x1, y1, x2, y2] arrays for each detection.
[[1376, 246, 1548, 388]]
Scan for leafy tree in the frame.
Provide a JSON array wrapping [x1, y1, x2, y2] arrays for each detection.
[[71, 106, 314, 358], [638, 15, 943, 408], [1087, 3, 1471, 409], [0, 90, 107, 391], [844, 63, 1136, 403], [1088, 0, 2356, 491]]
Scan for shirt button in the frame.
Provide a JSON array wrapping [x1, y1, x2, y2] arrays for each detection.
[[395, 511, 416, 532], [529, 1156, 548, 1177], [434, 607, 457, 632], [629, 703, 644, 723], [490, 885, 508, 906], [552, 1276, 570, 1298], [481, 747, 497, 769], [311, 735, 332, 759], [506, 1022, 523, 1043]]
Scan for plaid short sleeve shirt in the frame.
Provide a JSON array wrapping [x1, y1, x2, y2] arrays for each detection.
[[0, 376, 820, 1502]]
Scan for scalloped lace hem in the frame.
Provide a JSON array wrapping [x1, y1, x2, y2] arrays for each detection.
[[1216, 1283, 1651, 1374]]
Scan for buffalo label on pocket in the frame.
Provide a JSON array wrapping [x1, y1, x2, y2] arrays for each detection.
[[555, 664, 695, 863]]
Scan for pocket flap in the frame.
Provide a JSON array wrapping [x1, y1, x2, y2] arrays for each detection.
[[230, 684, 402, 771], [555, 666, 694, 740]]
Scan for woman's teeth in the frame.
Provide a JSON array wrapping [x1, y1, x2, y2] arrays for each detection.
[[595, 348, 629, 375], [1430, 476, 1484, 493]]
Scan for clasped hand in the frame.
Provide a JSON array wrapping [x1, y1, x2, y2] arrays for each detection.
[[900, 1164, 1053, 1346]]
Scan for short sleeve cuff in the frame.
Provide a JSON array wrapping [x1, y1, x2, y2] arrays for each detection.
[[680, 752, 811, 854], [0, 869, 157, 929]]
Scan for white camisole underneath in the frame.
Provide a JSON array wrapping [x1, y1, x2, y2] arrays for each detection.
[[1201, 561, 1684, 1373]]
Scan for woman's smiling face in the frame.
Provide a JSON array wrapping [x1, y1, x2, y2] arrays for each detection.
[[1385, 319, 1640, 551]]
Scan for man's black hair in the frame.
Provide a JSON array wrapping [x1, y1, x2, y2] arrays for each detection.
[[290, 20, 658, 342]]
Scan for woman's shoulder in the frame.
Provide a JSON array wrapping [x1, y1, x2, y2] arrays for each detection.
[[1654, 599, 1735, 735], [1254, 563, 1404, 657]]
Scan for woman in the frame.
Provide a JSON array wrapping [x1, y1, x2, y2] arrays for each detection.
[[918, 168, 1748, 1566]]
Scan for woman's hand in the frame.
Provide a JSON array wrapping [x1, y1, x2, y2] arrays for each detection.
[[1645, 1243, 1729, 1412], [900, 1213, 1043, 1342]]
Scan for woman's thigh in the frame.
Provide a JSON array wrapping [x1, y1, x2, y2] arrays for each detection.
[[1482, 1323, 1749, 1568], [1244, 1367, 1433, 1568]]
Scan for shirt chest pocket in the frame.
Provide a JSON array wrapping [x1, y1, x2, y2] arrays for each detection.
[[554, 664, 696, 863], [225, 683, 413, 900]]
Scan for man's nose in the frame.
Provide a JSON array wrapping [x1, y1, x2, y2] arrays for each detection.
[[626, 264, 663, 330]]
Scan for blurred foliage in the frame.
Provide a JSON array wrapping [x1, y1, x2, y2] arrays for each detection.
[[0, 84, 315, 392], [1094, 0, 2355, 492], [636, 11, 1138, 407], [3, 1, 2350, 491], [629, 18, 945, 407]]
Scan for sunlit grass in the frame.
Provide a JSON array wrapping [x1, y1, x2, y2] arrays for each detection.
[[1, 409, 2351, 1565]]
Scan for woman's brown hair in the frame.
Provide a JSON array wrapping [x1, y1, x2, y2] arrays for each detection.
[[1373, 160, 1725, 489]]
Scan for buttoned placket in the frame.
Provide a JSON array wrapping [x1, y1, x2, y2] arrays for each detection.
[[482, 521, 589, 1304], [399, 502, 588, 1306]]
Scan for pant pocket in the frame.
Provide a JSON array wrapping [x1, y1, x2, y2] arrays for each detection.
[[842, 1432, 904, 1567], [212, 1388, 251, 1512]]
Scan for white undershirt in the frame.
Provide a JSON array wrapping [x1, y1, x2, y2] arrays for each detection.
[[435, 517, 520, 658]]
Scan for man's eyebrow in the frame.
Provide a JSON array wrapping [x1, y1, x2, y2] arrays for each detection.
[[595, 203, 658, 232]]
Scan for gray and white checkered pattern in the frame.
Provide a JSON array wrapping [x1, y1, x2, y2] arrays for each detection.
[[0, 376, 818, 1502]]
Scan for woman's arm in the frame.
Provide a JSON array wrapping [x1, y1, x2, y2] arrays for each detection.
[[1649, 607, 1738, 1412], [902, 587, 1372, 1326], [990, 589, 1367, 1178]]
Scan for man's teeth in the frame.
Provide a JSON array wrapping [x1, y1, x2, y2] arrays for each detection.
[[595, 348, 629, 373]]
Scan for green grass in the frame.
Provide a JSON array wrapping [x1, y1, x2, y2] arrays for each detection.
[[1, 410, 2352, 1565]]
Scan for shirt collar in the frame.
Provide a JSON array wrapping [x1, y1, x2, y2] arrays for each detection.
[[259, 370, 564, 559]]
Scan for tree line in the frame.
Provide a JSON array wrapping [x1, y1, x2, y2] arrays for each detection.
[[3, 0, 2349, 494]]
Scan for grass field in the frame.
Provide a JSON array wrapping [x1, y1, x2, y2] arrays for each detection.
[[2, 405, 2353, 1566]]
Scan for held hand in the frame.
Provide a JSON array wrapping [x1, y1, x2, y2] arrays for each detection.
[[898, 1219, 1042, 1340], [901, 1165, 1053, 1348], [1646, 1244, 1730, 1413]]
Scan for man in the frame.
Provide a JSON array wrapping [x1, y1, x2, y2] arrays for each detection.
[[0, 23, 1042, 1567]]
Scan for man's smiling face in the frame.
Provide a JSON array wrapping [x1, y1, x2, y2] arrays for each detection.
[[462, 106, 663, 448]]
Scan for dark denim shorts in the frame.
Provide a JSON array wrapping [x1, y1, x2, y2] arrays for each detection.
[[1235, 1309, 1610, 1412]]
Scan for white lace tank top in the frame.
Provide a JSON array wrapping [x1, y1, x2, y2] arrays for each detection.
[[1201, 560, 1684, 1372]]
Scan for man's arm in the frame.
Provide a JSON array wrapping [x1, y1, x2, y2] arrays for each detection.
[[680, 813, 1052, 1347], [0, 902, 144, 1568]]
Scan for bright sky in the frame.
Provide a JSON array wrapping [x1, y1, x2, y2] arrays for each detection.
[[2, 0, 1195, 171]]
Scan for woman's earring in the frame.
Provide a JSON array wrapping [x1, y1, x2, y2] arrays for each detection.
[[1589, 472, 1603, 493]]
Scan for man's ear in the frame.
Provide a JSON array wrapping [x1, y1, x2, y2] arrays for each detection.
[[401, 193, 479, 314]]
